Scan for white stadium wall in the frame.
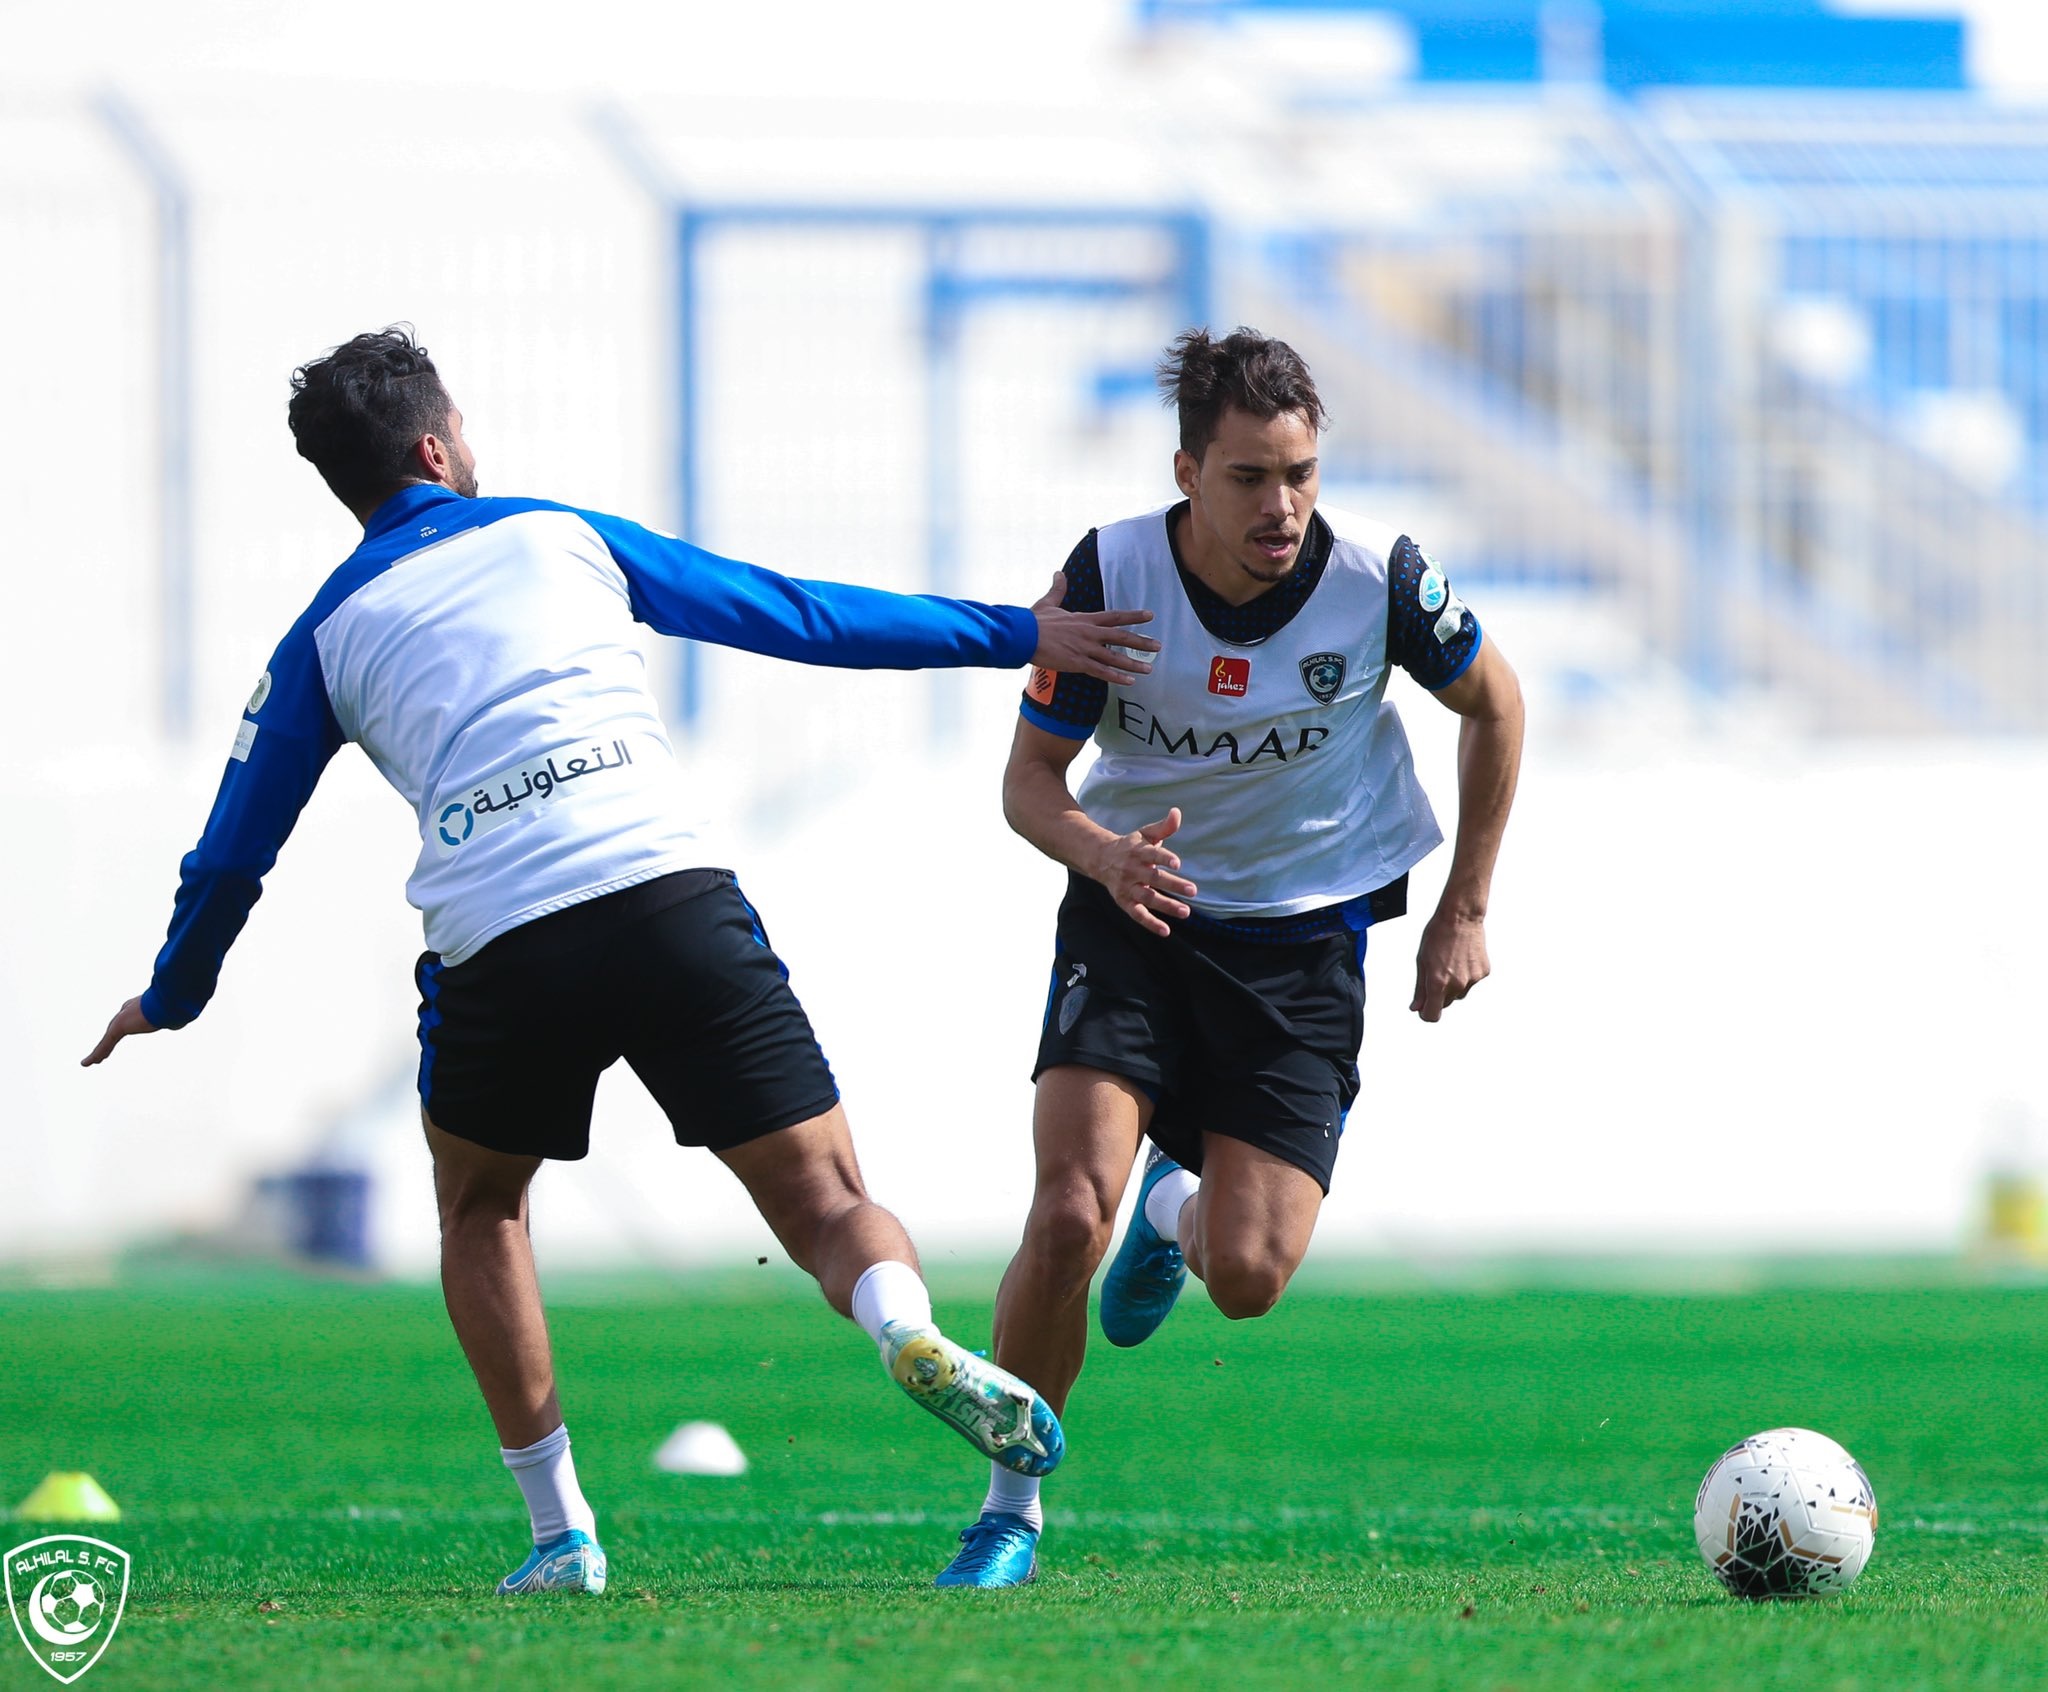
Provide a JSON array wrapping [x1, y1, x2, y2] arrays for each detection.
[[2, 81, 2044, 1273]]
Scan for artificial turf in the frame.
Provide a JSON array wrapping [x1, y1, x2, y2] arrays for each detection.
[[4, 1266, 2045, 1690]]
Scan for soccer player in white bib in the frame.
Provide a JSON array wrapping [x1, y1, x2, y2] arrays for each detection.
[[80, 327, 1163, 1596], [932, 328, 1525, 1587]]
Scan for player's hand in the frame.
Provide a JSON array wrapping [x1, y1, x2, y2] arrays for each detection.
[[1096, 807, 1196, 938], [1028, 570, 1160, 684], [81, 997, 158, 1067], [1411, 911, 1489, 1022]]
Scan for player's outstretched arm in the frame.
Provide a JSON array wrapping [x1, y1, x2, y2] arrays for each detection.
[[1002, 718, 1196, 938], [1411, 640, 1525, 1022], [582, 511, 1158, 680], [85, 621, 346, 1065]]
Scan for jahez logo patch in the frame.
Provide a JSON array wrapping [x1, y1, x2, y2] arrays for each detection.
[[1207, 656, 1250, 697]]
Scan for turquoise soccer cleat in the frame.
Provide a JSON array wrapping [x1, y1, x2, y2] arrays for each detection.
[[1100, 1148, 1189, 1347], [497, 1527, 608, 1595], [881, 1323, 1065, 1477], [934, 1511, 1041, 1589]]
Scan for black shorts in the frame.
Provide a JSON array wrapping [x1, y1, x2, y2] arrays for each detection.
[[415, 869, 839, 1161], [1033, 875, 1371, 1194]]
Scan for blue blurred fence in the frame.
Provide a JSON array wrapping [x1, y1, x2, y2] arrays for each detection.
[[639, 78, 2048, 732], [1227, 92, 2048, 730]]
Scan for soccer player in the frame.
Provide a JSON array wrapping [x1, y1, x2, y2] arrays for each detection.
[[933, 328, 1525, 1587], [81, 327, 1162, 1596]]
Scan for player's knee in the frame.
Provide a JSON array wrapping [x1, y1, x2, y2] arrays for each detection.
[[437, 1182, 524, 1228], [1025, 1193, 1118, 1276], [1204, 1254, 1290, 1321], [427, 1121, 537, 1224], [433, 1161, 528, 1225], [726, 1153, 869, 1266]]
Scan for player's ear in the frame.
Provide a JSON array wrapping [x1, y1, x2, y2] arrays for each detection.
[[414, 433, 450, 481], [1172, 448, 1200, 500]]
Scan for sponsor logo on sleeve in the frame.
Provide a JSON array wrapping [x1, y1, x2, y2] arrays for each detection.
[[1418, 553, 1469, 645], [1207, 656, 1251, 697], [1026, 667, 1058, 706], [1418, 562, 1449, 615], [229, 719, 259, 763], [1299, 652, 1347, 706]]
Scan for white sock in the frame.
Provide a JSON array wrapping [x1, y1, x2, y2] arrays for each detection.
[[1144, 1165, 1201, 1243], [984, 1462, 1044, 1532], [501, 1423, 597, 1546], [849, 1259, 933, 1346]]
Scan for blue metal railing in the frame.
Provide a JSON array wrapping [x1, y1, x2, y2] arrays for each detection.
[[95, 91, 194, 743]]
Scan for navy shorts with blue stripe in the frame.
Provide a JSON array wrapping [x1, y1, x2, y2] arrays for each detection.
[[1033, 874, 1371, 1194], [415, 868, 839, 1160]]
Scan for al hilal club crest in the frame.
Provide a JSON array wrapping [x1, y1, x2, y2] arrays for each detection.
[[1299, 652, 1346, 706], [7, 1536, 130, 1685]]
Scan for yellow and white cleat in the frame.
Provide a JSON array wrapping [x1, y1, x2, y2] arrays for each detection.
[[881, 1323, 1065, 1477]]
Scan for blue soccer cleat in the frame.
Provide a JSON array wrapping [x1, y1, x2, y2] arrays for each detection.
[[934, 1511, 1040, 1589], [882, 1323, 1065, 1477], [1100, 1148, 1189, 1348], [497, 1527, 608, 1595]]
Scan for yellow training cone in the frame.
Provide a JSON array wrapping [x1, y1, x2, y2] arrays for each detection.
[[14, 1472, 121, 1522]]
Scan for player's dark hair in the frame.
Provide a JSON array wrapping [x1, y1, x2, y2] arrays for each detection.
[[287, 326, 455, 509], [1158, 326, 1328, 459]]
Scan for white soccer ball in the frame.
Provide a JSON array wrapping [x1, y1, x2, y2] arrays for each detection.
[[1694, 1427, 1877, 1598]]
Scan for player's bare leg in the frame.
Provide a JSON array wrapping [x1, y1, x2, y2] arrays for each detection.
[[426, 1117, 604, 1594], [716, 1103, 920, 1314], [933, 1066, 1148, 1590], [720, 1104, 1064, 1478], [1177, 1133, 1322, 1320], [427, 1118, 560, 1446], [990, 1065, 1152, 1414]]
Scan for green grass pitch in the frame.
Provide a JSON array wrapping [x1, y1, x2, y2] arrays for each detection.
[[5, 1266, 2046, 1690]]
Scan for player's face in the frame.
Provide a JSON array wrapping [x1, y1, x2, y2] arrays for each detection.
[[438, 405, 480, 498], [1173, 406, 1319, 598]]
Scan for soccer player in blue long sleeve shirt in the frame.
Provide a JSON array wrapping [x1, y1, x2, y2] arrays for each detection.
[[82, 327, 1158, 1594]]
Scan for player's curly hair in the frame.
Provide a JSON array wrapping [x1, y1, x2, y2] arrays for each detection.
[[287, 325, 455, 509], [1158, 326, 1328, 459]]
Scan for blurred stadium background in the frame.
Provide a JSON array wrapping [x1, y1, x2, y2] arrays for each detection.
[[4, 0, 2045, 1280]]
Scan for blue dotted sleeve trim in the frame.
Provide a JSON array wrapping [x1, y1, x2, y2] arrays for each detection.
[[1386, 534, 1481, 691], [1020, 697, 1093, 739], [1020, 531, 1109, 736]]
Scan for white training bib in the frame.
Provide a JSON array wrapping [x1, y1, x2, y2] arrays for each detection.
[[1075, 503, 1442, 918]]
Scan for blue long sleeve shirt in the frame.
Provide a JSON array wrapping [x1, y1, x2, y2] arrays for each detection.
[[141, 485, 1036, 1027]]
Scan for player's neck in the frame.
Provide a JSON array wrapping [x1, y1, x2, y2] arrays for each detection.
[[1171, 504, 1286, 607]]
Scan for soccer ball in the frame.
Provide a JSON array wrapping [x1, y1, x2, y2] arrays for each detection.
[[39, 1572, 102, 1634], [1693, 1427, 1877, 1598]]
